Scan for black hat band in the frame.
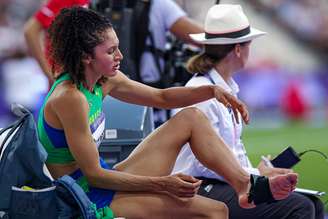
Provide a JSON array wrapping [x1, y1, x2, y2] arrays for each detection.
[[205, 26, 250, 39]]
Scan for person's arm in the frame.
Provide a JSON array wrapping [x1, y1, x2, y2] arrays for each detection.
[[159, 0, 203, 46], [52, 88, 201, 197], [103, 71, 249, 124], [170, 16, 203, 46], [24, 17, 53, 81]]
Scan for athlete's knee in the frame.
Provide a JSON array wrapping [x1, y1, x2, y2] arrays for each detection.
[[177, 107, 208, 123], [199, 201, 228, 219], [207, 202, 228, 218]]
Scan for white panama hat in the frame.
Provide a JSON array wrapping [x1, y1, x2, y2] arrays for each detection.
[[190, 4, 266, 45]]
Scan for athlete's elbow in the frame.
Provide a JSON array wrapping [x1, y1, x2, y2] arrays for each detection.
[[84, 167, 105, 187]]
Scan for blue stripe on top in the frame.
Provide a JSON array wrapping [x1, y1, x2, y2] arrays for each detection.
[[43, 116, 68, 148], [42, 111, 105, 149]]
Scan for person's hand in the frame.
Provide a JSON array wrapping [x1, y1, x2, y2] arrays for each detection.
[[213, 86, 249, 124], [258, 155, 293, 177], [161, 173, 202, 198]]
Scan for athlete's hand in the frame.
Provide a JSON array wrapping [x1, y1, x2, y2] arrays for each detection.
[[161, 173, 202, 198], [213, 86, 249, 124]]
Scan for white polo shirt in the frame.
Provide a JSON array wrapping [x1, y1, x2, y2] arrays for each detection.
[[172, 68, 259, 180]]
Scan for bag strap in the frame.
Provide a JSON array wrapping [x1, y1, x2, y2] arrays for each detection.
[[133, 0, 171, 88], [0, 115, 27, 157], [0, 104, 31, 156], [147, 30, 172, 88], [0, 123, 15, 137], [55, 175, 96, 219], [133, 0, 152, 81]]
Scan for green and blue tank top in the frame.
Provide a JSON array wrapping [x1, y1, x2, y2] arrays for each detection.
[[37, 73, 105, 164], [37, 74, 115, 216]]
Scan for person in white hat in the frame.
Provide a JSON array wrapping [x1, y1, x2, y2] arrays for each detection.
[[172, 4, 324, 219]]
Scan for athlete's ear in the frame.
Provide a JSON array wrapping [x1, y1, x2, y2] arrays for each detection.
[[82, 52, 92, 65]]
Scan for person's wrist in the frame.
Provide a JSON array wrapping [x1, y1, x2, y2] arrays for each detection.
[[150, 176, 166, 192], [211, 85, 219, 97], [258, 165, 267, 176]]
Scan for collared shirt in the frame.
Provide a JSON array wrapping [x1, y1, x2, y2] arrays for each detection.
[[172, 68, 259, 180]]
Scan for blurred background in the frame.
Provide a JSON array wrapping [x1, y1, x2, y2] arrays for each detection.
[[0, 0, 327, 212]]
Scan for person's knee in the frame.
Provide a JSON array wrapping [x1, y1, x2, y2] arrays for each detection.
[[305, 195, 325, 219], [313, 198, 325, 217], [206, 202, 228, 218], [197, 200, 229, 219], [177, 107, 208, 124], [293, 194, 316, 218]]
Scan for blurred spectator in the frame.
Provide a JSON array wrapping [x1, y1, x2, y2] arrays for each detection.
[[2, 57, 48, 119], [24, 0, 89, 85], [139, 0, 202, 85], [0, 0, 48, 124], [174, 0, 217, 25], [0, 4, 26, 60], [138, 0, 202, 126], [6, 0, 42, 27], [280, 81, 309, 121], [249, 0, 328, 55], [276, 0, 324, 41]]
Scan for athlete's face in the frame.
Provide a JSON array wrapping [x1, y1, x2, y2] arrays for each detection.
[[89, 28, 123, 77]]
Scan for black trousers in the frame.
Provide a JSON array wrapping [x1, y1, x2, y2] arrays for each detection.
[[197, 177, 325, 219]]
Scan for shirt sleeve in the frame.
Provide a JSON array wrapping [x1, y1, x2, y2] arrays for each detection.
[[34, 0, 62, 29], [34, 0, 89, 29], [156, 0, 187, 30]]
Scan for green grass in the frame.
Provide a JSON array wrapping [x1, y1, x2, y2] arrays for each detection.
[[243, 123, 328, 212]]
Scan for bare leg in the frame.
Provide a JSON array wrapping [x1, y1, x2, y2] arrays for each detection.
[[116, 108, 249, 194], [115, 107, 296, 208], [110, 192, 228, 219]]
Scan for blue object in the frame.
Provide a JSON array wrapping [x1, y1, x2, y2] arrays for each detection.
[[0, 106, 52, 211], [0, 104, 98, 219], [55, 175, 96, 219]]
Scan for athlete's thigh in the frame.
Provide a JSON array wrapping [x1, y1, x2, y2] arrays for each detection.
[[114, 110, 193, 176], [110, 192, 227, 219]]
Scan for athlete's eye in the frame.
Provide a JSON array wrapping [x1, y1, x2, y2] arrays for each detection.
[[107, 48, 115, 54]]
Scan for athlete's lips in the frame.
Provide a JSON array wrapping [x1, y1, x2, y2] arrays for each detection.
[[113, 62, 120, 70]]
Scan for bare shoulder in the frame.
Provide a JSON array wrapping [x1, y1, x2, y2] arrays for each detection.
[[101, 70, 130, 95], [52, 82, 87, 107], [45, 82, 89, 127]]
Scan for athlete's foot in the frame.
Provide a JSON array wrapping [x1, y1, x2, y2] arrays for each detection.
[[268, 173, 298, 200], [238, 173, 298, 209]]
